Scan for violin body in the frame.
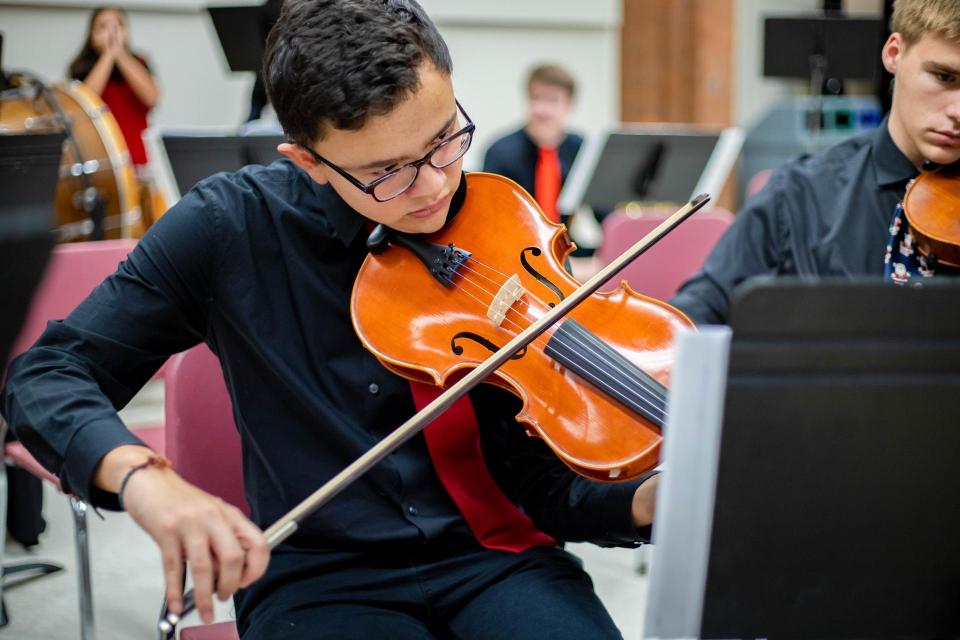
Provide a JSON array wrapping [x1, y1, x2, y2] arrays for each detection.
[[351, 173, 692, 481], [903, 163, 960, 269]]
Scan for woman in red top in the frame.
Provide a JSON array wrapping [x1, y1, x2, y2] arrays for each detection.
[[68, 6, 159, 167]]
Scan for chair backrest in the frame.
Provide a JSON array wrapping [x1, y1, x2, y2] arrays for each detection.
[[163, 344, 248, 514], [597, 208, 733, 302], [11, 239, 138, 358]]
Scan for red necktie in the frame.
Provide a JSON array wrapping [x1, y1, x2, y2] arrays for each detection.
[[413, 382, 557, 552], [535, 147, 562, 222]]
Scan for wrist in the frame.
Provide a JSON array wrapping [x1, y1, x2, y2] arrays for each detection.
[[631, 473, 660, 528], [94, 444, 160, 493], [117, 454, 172, 511]]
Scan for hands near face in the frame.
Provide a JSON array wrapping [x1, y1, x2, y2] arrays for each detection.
[[92, 14, 126, 60], [86, 9, 158, 107]]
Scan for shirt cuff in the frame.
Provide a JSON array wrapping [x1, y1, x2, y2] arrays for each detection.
[[60, 417, 152, 510]]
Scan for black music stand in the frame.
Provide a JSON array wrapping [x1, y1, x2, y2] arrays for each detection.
[[0, 133, 63, 367], [764, 16, 885, 133], [208, 4, 270, 73], [0, 132, 66, 627], [0, 32, 11, 91], [152, 133, 284, 200], [763, 16, 884, 84], [558, 126, 742, 215], [648, 279, 960, 639]]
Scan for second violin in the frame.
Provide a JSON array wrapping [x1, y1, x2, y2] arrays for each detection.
[[903, 162, 960, 269]]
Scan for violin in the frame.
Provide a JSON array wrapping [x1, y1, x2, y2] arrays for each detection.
[[352, 172, 694, 481], [903, 163, 960, 269], [161, 174, 708, 635]]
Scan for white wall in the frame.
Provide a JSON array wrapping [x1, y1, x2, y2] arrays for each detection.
[[0, 0, 620, 171]]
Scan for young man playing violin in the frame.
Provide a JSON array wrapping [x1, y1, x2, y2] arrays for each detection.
[[1, 1, 659, 637], [672, 0, 960, 324]]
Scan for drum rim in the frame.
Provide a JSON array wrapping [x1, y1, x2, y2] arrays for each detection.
[[59, 80, 140, 238]]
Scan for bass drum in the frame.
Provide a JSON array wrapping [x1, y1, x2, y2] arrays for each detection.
[[0, 78, 142, 241]]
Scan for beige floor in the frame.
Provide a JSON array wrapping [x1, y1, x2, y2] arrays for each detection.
[[1, 383, 651, 639]]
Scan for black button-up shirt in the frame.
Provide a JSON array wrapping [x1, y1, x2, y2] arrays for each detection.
[[2, 161, 646, 552], [671, 120, 920, 325], [482, 127, 583, 198]]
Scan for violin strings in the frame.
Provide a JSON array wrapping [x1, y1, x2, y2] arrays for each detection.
[[461, 256, 668, 409], [457, 260, 667, 411], [453, 270, 666, 423], [450, 259, 667, 420], [462, 257, 669, 402], [462, 266, 665, 424], [451, 267, 553, 353], [457, 256, 669, 411]]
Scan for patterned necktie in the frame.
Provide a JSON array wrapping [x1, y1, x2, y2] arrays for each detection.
[[884, 195, 937, 286]]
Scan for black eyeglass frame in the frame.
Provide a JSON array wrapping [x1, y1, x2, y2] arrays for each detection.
[[302, 100, 475, 203]]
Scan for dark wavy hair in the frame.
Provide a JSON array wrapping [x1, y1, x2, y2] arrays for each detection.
[[264, 0, 453, 147], [68, 6, 127, 81]]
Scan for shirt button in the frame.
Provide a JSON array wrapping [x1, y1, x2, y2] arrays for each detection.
[[368, 383, 379, 394], [407, 505, 419, 516]]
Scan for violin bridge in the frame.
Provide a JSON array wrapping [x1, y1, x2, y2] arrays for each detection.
[[487, 274, 525, 326]]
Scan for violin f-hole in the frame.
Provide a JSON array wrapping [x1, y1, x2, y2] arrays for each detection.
[[520, 247, 564, 307], [451, 332, 527, 359]]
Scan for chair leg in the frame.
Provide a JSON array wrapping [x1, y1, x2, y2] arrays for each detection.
[[70, 497, 96, 640], [634, 544, 651, 576], [0, 420, 66, 628]]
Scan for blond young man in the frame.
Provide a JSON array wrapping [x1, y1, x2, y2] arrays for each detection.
[[672, 0, 960, 323]]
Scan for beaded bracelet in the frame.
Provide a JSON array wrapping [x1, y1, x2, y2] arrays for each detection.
[[117, 454, 172, 511]]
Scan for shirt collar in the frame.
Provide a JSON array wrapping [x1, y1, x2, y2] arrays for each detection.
[[873, 117, 919, 187], [309, 180, 365, 247]]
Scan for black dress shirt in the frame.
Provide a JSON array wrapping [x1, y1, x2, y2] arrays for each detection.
[[1, 160, 647, 553], [671, 120, 919, 325], [482, 127, 583, 197]]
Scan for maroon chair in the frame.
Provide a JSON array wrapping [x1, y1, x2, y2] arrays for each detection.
[[596, 207, 734, 303], [2, 239, 164, 640], [160, 344, 243, 639]]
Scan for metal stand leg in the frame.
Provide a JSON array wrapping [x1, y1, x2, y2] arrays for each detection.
[[70, 497, 95, 640]]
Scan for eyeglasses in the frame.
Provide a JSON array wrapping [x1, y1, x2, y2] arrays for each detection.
[[303, 100, 475, 203]]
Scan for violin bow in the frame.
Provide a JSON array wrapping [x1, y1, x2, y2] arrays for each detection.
[[159, 193, 711, 636]]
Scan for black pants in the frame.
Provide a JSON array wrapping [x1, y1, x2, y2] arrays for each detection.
[[235, 543, 622, 639]]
